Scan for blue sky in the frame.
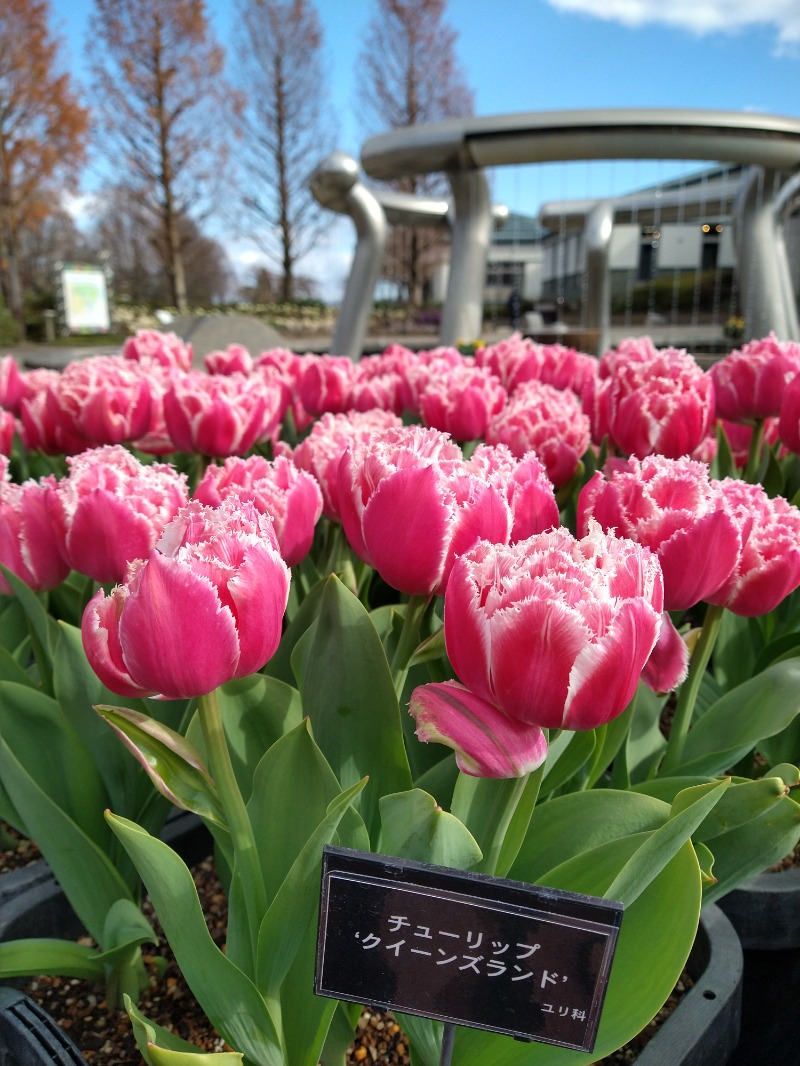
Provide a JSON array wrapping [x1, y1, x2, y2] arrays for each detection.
[[49, 0, 800, 301]]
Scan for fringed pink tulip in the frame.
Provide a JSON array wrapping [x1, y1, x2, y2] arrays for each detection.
[[409, 680, 548, 778], [0, 356, 24, 414], [778, 372, 800, 454], [337, 425, 513, 596], [194, 454, 323, 566], [710, 480, 800, 616], [19, 369, 94, 455], [0, 457, 69, 594], [0, 410, 15, 456], [163, 370, 284, 456], [419, 364, 507, 441], [476, 332, 597, 395], [49, 445, 189, 584], [290, 409, 403, 521], [204, 344, 254, 376], [641, 614, 690, 694], [466, 444, 559, 541], [56, 356, 153, 446], [603, 344, 715, 459], [253, 349, 315, 434], [81, 498, 290, 699], [298, 355, 357, 415], [486, 379, 590, 488], [711, 333, 800, 423], [122, 329, 193, 371], [442, 525, 664, 731], [578, 455, 742, 611]]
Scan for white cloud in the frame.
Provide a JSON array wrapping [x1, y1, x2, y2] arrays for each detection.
[[62, 192, 98, 227], [546, 0, 800, 52]]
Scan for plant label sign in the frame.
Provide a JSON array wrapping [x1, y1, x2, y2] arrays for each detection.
[[314, 846, 623, 1052]]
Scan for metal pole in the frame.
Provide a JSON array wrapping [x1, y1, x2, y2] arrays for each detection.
[[439, 1022, 456, 1066], [440, 167, 492, 346]]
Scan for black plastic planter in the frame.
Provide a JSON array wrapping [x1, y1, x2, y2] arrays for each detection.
[[634, 903, 742, 1066], [720, 868, 800, 1066], [0, 987, 84, 1065]]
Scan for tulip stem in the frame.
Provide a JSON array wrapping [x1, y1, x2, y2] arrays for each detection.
[[390, 594, 431, 699], [661, 603, 725, 773], [744, 418, 766, 483], [197, 688, 267, 943]]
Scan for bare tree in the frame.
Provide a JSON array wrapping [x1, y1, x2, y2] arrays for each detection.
[[0, 0, 88, 337], [234, 0, 335, 302], [90, 0, 241, 312], [356, 0, 474, 310]]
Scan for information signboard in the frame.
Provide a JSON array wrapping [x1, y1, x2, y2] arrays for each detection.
[[315, 847, 623, 1052]]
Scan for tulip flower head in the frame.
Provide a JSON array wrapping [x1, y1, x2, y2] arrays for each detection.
[[486, 378, 590, 488], [82, 497, 290, 700], [194, 454, 323, 566], [419, 363, 507, 442], [122, 329, 193, 371], [711, 333, 800, 424], [476, 332, 597, 396], [50, 445, 189, 584], [440, 524, 664, 732], [0, 410, 15, 456], [0, 456, 69, 594], [578, 455, 742, 612], [710, 480, 800, 616], [0, 355, 24, 415], [56, 356, 154, 447], [338, 425, 514, 596]]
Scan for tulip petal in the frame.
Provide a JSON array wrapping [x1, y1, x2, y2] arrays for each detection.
[[641, 613, 690, 694], [409, 680, 548, 778], [564, 599, 661, 730], [226, 543, 290, 676], [360, 465, 450, 595], [67, 491, 155, 584], [81, 587, 155, 698], [119, 552, 241, 698]]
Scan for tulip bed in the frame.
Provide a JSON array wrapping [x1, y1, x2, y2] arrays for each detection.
[[1, 328, 800, 1065]]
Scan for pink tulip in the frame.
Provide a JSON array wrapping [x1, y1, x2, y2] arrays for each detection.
[[466, 443, 559, 541], [253, 349, 315, 433], [409, 680, 548, 778], [163, 370, 284, 456], [709, 480, 800, 616], [194, 454, 322, 566], [298, 355, 357, 416], [204, 344, 254, 376], [641, 614, 689, 694], [578, 455, 742, 611], [0, 356, 24, 414], [778, 373, 800, 454], [337, 425, 513, 596], [49, 445, 189, 584], [441, 525, 664, 731], [19, 370, 94, 455], [711, 333, 800, 423], [602, 345, 714, 459], [476, 332, 597, 395], [290, 409, 403, 521], [419, 364, 507, 441], [350, 370, 404, 415], [0, 410, 15, 456], [81, 497, 290, 699], [56, 356, 154, 447], [122, 329, 193, 371], [486, 379, 590, 488], [0, 457, 69, 594]]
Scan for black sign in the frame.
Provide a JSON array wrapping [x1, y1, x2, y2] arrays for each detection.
[[314, 846, 623, 1052]]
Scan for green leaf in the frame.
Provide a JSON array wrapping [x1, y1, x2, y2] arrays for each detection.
[[676, 659, 800, 775], [0, 725, 134, 944], [125, 997, 218, 1065], [147, 1047, 244, 1065], [454, 836, 702, 1066], [510, 789, 670, 885], [0, 595, 27, 656], [107, 813, 284, 1066], [255, 777, 368, 997], [540, 729, 596, 796], [263, 576, 326, 686], [379, 789, 482, 868], [96, 705, 225, 827], [0, 645, 36, 687], [291, 575, 412, 842], [247, 720, 344, 902], [0, 938, 105, 981], [0, 681, 108, 847], [606, 779, 728, 906], [94, 898, 157, 966], [54, 621, 187, 828], [0, 564, 58, 693]]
